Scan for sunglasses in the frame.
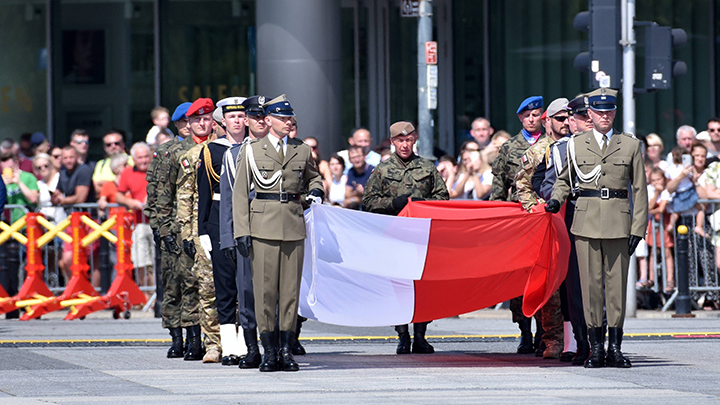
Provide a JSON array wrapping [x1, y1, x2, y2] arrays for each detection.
[[51, 154, 62, 159], [552, 116, 568, 122], [105, 141, 123, 147], [34, 164, 49, 170], [709, 129, 719, 132], [307, 145, 318, 150], [74, 139, 89, 145]]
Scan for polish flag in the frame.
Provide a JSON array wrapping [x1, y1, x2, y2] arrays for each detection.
[[299, 201, 570, 327]]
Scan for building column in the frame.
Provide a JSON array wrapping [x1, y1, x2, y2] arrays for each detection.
[[256, 0, 342, 157]]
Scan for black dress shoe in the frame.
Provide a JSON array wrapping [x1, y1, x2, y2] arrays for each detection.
[[279, 331, 299, 371], [292, 340, 306, 356], [222, 355, 240, 366], [584, 327, 606, 368], [259, 332, 279, 372], [559, 351, 575, 362], [606, 327, 632, 368], [167, 327, 184, 358]]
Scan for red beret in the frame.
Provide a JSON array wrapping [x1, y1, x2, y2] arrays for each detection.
[[540, 110, 547, 120], [187, 98, 215, 117]]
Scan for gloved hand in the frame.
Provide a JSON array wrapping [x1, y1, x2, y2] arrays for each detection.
[[162, 235, 181, 255], [183, 239, 196, 259], [236, 236, 252, 258], [199, 234, 212, 260], [223, 247, 237, 262], [545, 199, 561, 213], [306, 188, 324, 205], [392, 194, 411, 212], [628, 235, 642, 256]]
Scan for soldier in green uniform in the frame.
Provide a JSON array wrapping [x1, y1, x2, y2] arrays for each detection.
[[156, 98, 215, 361], [514, 98, 571, 359], [363, 121, 449, 354], [546, 88, 648, 368], [490, 95, 546, 355], [176, 134, 221, 363], [145, 102, 191, 358]]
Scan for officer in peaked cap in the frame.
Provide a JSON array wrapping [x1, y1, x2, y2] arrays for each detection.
[[491, 95, 547, 355], [233, 94, 324, 372], [547, 87, 647, 369]]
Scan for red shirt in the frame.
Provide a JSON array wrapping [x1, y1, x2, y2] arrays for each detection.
[[117, 166, 149, 224]]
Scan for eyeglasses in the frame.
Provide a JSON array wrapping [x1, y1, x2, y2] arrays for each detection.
[[51, 154, 61, 159], [552, 116, 568, 122], [34, 164, 49, 170], [709, 128, 720, 132], [74, 139, 89, 145], [307, 145, 318, 150], [105, 141, 122, 147]]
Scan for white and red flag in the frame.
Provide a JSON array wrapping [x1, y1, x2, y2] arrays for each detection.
[[299, 201, 570, 327]]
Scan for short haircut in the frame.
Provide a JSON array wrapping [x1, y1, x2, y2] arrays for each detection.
[[471, 117, 490, 128], [347, 145, 364, 155], [708, 117, 720, 125], [491, 130, 511, 142], [438, 154, 456, 165], [1, 139, 15, 150], [71, 129, 88, 138], [0, 151, 16, 162], [130, 142, 151, 159], [104, 129, 127, 143], [151, 106, 169, 120], [676, 125, 697, 139], [63, 144, 78, 154], [329, 153, 345, 167], [109, 153, 130, 172]]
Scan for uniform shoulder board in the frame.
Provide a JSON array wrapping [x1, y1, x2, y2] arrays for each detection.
[[622, 132, 637, 139]]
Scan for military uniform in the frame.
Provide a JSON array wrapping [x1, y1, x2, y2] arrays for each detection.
[[232, 95, 323, 372], [363, 121, 449, 355], [177, 141, 221, 358]]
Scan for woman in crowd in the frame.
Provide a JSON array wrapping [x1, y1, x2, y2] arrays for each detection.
[[447, 141, 480, 200], [303, 136, 332, 189], [645, 133, 667, 171], [48, 146, 63, 172], [460, 148, 493, 200], [326, 154, 347, 206]]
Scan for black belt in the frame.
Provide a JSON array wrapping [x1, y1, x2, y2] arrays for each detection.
[[255, 192, 301, 203], [578, 188, 628, 199]]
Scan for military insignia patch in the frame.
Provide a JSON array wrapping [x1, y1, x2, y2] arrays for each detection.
[[261, 170, 268, 179], [197, 159, 202, 169], [258, 96, 265, 105], [521, 155, 528, 164], [153, 151, 157, 158], [181, 158, 190, 169]]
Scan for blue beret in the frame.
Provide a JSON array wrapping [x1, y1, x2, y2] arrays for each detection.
[[516, 96, 543, 114], [171, 102, 193, 121]]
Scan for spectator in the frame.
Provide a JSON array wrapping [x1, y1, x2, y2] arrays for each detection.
[[0, 151, 39, 222], [52, 145, 96, 207], [665, 125, 696, 167], [482, 130, 511, 166], [641, 167, 674, 291], [1, 138, 34, 173], [697, 155, 720, 310], [18, 132, 34, 159], [116, 142, 154, 293], [460, 148, 493, 200], [448, 141, 481, 199], [33, 153, 66, 224], [469, 117, 494, 148], [379, 147, 392, 162], [344, 145, 374, 209], [337, 128, 381, 173], [436, 154, 457, 186], [145, 106, 174, 147], [289, 117, 298, 138], [49, 146, 63, 171], [70, 129, 94, 168], [97, 153, 130, 216], [645, 133, 667, 171], [92, 129, 132, 194], [704, 117, 720, 158], [303, 136, 331, 189], [30, 132, 50, 155], [325, 154, 347, 206]]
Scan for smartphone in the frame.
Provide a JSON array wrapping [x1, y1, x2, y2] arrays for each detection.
[[682, 154, 692, 167]]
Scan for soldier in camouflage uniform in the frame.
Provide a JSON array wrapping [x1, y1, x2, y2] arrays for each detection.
[[514, 98, 571, 359], [155, 98, 215, 361], [145, 102, 191, 358], [177, 136, 221, 363], [490, 96, 546, 355], [363, 121, 449, 355]]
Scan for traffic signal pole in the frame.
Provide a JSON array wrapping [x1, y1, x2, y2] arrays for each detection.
[[622, 0, 637, 318]]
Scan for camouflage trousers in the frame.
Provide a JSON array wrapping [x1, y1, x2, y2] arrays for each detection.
[[160, 238, 201, 329], [510, 292, 563, 349], [192, 236, 220, 352]]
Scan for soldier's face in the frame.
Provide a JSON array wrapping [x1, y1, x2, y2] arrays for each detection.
[[549, 113, 569, 138], [174, 118, 190, 137], [391, 133, 417, 160], [222, 111, 246, 139], [246, 114, 268, 139], [572, 112, 593, 132], [518, 109, 542, 133], [189, 114, 213, 137], [266, 114, 294, 138], [588, 108, 616, 134]]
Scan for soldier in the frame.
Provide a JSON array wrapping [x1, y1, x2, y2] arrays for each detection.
[[145, 101, 190, 358], [546, 88, 648, 368], [514, 98, 571, 360], [197, 96, 248, 366], [490, 96, 546, 355], [156, 98, 216, 361], [233, 94, 324, 372], [219, 95, 268, 369], [540, 94, 594, 366], [363, 121, 449, 355]]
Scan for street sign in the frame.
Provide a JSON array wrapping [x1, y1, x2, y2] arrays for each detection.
[[427, 87, 437, 110], [427, 65, 438, 87], [400, 0, 420, 17], [425, 41, 437, 64]]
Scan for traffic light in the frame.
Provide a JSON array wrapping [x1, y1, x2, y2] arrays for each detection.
[[644, 24, 687, 90], [573, 0, 622, 89]]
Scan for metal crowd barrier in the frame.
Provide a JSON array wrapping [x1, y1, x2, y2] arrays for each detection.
[[0, 202, 157, 318]]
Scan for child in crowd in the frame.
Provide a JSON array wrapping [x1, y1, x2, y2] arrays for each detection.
[[644, 167, 675, 292]]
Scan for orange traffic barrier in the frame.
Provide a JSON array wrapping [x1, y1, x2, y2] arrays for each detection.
[[0, 213, 54, 315], [22, 212, 100, 320], [66, 212, 146, 320]]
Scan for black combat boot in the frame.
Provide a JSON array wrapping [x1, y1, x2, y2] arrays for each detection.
[[516, 318, 534, 354], [239, 328, 262, 369], [184, 325, 204, 361], [167, 327, 184, 358], [411, 322, 435, 353], [572, 323, 590, 366], [293, 317, 307, 356], [584, 327, 606, 368], [534, 321, 545, 357], [395, 324, 411, 354], [606, 327, 632, 368], [278, 331, 300, 372], [259, 331, 279, 372]]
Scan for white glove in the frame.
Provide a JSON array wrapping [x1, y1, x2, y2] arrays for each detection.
[[199, 234, 212, 260], [306, 195, 322, 205]]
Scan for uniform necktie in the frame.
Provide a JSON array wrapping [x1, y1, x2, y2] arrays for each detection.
[[278, 138, 285, 162], [601, 134, 608, 153]]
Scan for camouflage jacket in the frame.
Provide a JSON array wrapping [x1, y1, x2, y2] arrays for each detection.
[[515, 135, 554, 211], [144, 137, 179, 230], [490, 132, 546, 202], [177, 142, 207, 242], [363, 153, 449, 216], [156, 136, 201, 238]]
